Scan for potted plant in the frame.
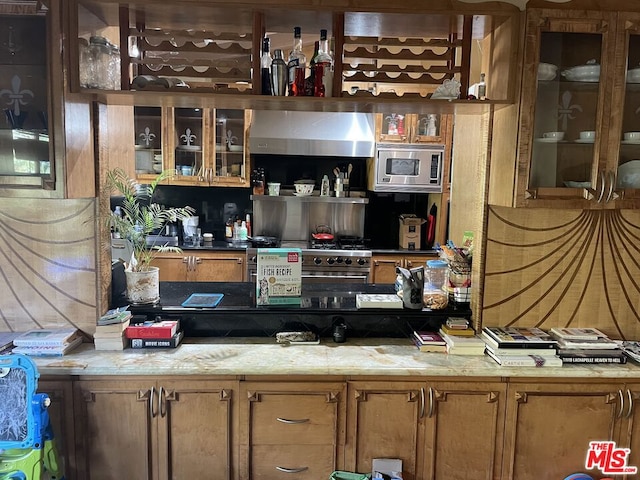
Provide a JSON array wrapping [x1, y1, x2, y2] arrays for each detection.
[[105, 167, 195, 304]]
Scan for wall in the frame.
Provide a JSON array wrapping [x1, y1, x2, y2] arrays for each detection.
[[0, 197, 98, 334]]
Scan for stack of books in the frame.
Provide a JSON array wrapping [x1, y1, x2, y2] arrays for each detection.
[[94, 307, 132, 351], [481, 326, 562, 367], [440, 317, 475, 337], [412, 330, 447, 352], [125, 320, 183, 349], [621, 341, 640, 363], [12, 327, 82, 356], [550, 327, 627, 364], [438, 328, 486, 355]]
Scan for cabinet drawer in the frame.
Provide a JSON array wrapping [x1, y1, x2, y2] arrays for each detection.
[[251, 444, 336, 480], [251, 393, 338, 444]]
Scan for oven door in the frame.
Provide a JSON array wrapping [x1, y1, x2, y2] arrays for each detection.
[[374, 143, 444, 193]]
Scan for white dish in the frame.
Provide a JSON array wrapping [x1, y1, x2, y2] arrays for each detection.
[[622, 140, 640, 145], [561, 61, 601, 82], [293, 192, 313, 197], [177, 145, 201, 151], [575, 138, 595, 144], [535, 138, 565, 143], [228, 145, 243, 152], [537, 63, 557, 81], [617, 160, 640, 188], [563, 181, 591, 188]]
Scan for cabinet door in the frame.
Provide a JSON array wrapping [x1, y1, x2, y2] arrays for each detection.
[[423, 381, 506, 480], [619, 384, 640, 473], [171, 107, 208, 185], [74, 379, 156, 480], [502, 381, 623, 480], [609, 14, 640, 207], [212, 109, 251, 187], [150, 253, 189, 281], [371, 254, 402, 284], [38, 379, 76, 478], [345, 381, 424, 480], [411, 114, 451, 145], [134, 106, 164, 180], [515, 10, 616, 208], [189, 252, 245, 282], [376, 113, 411, 143], [158, 380, 236, 480], [404, 254, 437, 270], [240, 382, 346, 480]]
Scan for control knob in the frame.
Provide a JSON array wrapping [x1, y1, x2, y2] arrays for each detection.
[[357, 258, 367, 266], [314, 257, 322, 265]]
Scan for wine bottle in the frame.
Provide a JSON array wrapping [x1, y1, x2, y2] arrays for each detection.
[[261, 37, 272, 95], [313, 29, 333, 97]]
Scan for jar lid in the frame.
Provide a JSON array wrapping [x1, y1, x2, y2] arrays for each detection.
[[89, 35, 109, 45], [426, 259, 448, 268]]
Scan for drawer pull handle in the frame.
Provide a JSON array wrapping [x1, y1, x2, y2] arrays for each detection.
[[276, 417, 309, 424], [276, 466, 309, 473]]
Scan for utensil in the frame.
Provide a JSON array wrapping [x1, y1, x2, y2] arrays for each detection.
[[347, 163, 353, 179], [333, 167, 340, 178]]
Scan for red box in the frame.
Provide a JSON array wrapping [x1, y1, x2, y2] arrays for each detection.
[[125, 320, 179, 340]]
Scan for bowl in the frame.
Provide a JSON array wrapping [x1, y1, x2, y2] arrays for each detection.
[[294, 183, 315, 195], [617, 160, 640, 188], [537, 63, 557, 81], [229, 145, 243, 152]]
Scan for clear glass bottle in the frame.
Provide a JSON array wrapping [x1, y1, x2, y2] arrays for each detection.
[[260, 37, 272, 95], [287, 26, 307, 96], [313, 29, 333, 97], [478, 73, 486, 100]]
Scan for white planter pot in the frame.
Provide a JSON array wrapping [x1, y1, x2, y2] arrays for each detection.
[[125, 266, 160, 304]]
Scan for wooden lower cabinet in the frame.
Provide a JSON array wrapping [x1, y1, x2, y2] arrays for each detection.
[[502, 381, 624, 480], [73, 377, 236, 480], [38, 378, 76, 479], [238, 381, 346, 480], [619, 383, 640, 473], [345, 380, 505, 480], [370, 254, 437, 284], [151, 251, 245, 282]]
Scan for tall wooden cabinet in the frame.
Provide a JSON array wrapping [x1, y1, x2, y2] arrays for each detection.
[[74, 378, 236, 480]]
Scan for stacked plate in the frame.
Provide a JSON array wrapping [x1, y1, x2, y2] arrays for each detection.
[[561, 60, 600, 82], [617, 160, 640, 188]]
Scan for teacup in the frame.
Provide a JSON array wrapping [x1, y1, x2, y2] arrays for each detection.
[[624, 131, 640, 141], [543, 131, 565, 141], [580, 131, 596, 140]]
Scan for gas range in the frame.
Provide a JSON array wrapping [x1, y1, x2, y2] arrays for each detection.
[[246, 238, 372, 284]]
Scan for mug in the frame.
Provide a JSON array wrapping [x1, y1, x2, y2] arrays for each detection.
[[181, 165, 193, 176], [267, 182, 280, 196], [543, 131, 565, 140]]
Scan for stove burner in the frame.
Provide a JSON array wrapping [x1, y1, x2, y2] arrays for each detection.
[[337, 235, 369, 250], [310, 239, 338, 250]]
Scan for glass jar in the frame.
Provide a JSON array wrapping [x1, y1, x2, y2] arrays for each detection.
[[423, 259, 449, 309], [108, 44, 121, 90], [88, 36, 110, 89], [78, 37, 91, 88]]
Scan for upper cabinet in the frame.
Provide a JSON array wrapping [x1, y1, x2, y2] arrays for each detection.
[[513, 9, 640, 209], [375, 113, 452, 144], [70, 0, 521, 113]]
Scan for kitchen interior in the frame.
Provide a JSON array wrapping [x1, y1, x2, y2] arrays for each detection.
[[6, 1, 640, 480]]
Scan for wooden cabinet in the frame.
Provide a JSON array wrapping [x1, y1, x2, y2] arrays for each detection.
[[150, 250, 245, 282], [618, 382, 640, 472], [371, 253, 437, 284], [134, 108, 251, 188], [502, 381, 626, 480], [74, 378, 236, 480], [239, 381, 346, 480], [376, 113, 452, 145], [38, 378, 76, 479], [346, 379, 505, 480], [510, 9, 640, 209]]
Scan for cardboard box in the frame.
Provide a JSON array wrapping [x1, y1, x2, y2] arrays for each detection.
[[256, 248, 302, 305], [399, 214, 425, 250]]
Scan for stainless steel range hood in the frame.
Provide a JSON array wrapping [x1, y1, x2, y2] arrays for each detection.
[[249, 111, 375, 157]]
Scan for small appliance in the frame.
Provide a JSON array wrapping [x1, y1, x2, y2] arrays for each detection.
[[370, 143, 445, 193]]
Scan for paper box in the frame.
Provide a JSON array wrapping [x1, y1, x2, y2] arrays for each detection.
[[399, 214, 425, 250], [256, 248, 302, 305]]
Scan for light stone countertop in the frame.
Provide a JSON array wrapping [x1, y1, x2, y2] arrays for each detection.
[[30, 338, 640, 380]]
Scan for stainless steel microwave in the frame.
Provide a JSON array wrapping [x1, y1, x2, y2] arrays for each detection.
[[370, 143, 445, 193]]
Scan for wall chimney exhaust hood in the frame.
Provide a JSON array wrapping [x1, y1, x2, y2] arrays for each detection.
[[249, 111, 375, 158]]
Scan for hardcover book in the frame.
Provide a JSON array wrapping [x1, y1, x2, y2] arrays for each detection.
[[13, 328, 80, 348], [356, 293, 403, 309], [412, 331, 446, 346], [440, 325, 475, 336], [549, 327, 607, 341], [556, 337, 619, 350], [560, 354, 627, 365], [130, 331, 184, 349], [98, 307, 131, 326], [412, 337, 447, 353], [482, 326, 557, 349], [94, 319, 131, 335], [125, 320, 179, 340], [485, 342, 560, 357], [485, 348, 563, 367], [12, 336, 83, 356]]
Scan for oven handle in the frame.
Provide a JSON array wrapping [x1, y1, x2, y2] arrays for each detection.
[[248, 272, 370, 282]]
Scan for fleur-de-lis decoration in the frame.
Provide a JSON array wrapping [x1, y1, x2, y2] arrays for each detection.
[[225, 129, 238, 149], [0, 75, 34, 116], [180, 128, 196, 146], [138, 126, 156, 147], [557, 90, 582, 132]]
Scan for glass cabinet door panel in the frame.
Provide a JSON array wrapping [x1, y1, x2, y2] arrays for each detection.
[[413, 113, 446, 143], [134, 106, 162, 176], [215, 109, 245, 179], [617, 29, 640, 194], [175, 108, 203, 179], [0, 12, 52, 186], [529, 31, 602, 190]]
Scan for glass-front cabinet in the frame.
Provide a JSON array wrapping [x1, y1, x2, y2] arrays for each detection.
[[375, 113, 450, 144], [132, 107, 250, 187], [517, 10, 640, 209]]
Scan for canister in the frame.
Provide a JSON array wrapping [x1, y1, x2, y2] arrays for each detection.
[[423, 259, 448, 309]]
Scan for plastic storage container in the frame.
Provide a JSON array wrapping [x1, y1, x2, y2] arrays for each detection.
[[423, 259, 449, 309]]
